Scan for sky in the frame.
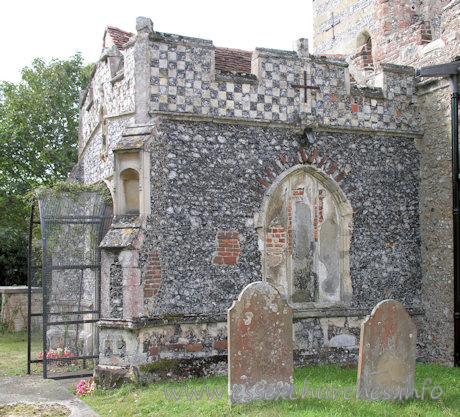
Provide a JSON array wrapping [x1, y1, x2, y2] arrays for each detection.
[[1, 0, 314, 83]]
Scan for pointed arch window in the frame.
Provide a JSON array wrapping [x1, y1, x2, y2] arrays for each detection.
[[256, 165, 353, 306]]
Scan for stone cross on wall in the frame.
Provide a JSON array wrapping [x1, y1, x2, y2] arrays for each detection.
[[291, 71, 320, 104], [227, 281, 293, 403], [326, 12, 340, 40]]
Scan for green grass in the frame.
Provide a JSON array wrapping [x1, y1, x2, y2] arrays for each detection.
[[1, 331, 459, 416], [0, 330, 85, 377], [0, 331, 37, 376], [82, 364, 460, 417]]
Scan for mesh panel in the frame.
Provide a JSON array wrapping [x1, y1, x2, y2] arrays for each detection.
[[29, 190, 112, 379]]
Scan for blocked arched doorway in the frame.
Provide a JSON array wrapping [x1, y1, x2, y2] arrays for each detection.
[[256, 165, 353, 306]]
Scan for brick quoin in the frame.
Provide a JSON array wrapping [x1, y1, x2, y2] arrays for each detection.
[[144, 250, 162, 298], [351, 37, 374, 72], [213, 232, 241, 265], [288, 189, 304, 254], [315, 189, 326, 242]]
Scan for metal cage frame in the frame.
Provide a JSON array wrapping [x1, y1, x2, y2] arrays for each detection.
[[27, 190, 112, 379]]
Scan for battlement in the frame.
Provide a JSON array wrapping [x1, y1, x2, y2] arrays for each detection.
[[146, 27, 418, 133], [78, 17, 420, 159]]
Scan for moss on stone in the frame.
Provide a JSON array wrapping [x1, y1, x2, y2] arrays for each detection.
[[31, 180, 112, 204], [139, 359, 180, 375], [161, 313, 184, 320]]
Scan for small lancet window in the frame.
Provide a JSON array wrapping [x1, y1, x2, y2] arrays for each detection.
[[355, 31, 374, 72], [120, 168, 139, 215]]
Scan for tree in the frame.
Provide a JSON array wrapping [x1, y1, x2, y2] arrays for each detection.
[[0, 53, 92, 285]]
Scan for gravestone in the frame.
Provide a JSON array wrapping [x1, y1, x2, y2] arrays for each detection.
[[357, 299, 417, 400], [228, 281, 293, 403]]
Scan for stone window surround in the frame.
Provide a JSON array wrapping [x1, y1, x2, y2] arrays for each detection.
[[112, 148, 151, 217], [255, 164, 353, 307]]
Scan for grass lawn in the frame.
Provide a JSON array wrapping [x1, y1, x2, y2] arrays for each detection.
[[0, 331, 41, 376], [82, 364, 460, 417], [0, 330, 88, 378], [1, 331, 459, 416]]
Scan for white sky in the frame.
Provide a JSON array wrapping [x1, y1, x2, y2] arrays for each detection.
[[1, 0, 314, 83]]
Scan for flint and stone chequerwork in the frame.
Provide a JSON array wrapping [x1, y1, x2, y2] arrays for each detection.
[[73, 2, 460, 385]]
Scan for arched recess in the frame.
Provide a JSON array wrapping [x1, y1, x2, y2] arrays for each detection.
[[255, 165, 353, 307], [356, 31, 371, 49], [120, 168, 140, 214], [112, 148, 150, 217], [354, 31, 374, 72]]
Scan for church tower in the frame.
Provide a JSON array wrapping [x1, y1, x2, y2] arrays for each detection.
[[315, 0, 460, 366], [313, 0, 451, 67]]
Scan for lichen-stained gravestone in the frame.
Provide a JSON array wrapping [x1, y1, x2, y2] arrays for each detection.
[[228, 281, 293, 404], [357, 300, 417, 400]]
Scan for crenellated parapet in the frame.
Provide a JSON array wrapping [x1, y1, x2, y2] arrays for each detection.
[[143, 19, 419, 135]]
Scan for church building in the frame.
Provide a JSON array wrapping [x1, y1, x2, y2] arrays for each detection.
[[71, 0, 460, 384]]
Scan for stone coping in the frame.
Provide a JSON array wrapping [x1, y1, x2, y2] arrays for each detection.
[[215, 70, 258, 85], [147, 111, 423, 137], [0, 286, 42, 294], [98, 306, 424, 329], [99, 226, 140, 249]]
